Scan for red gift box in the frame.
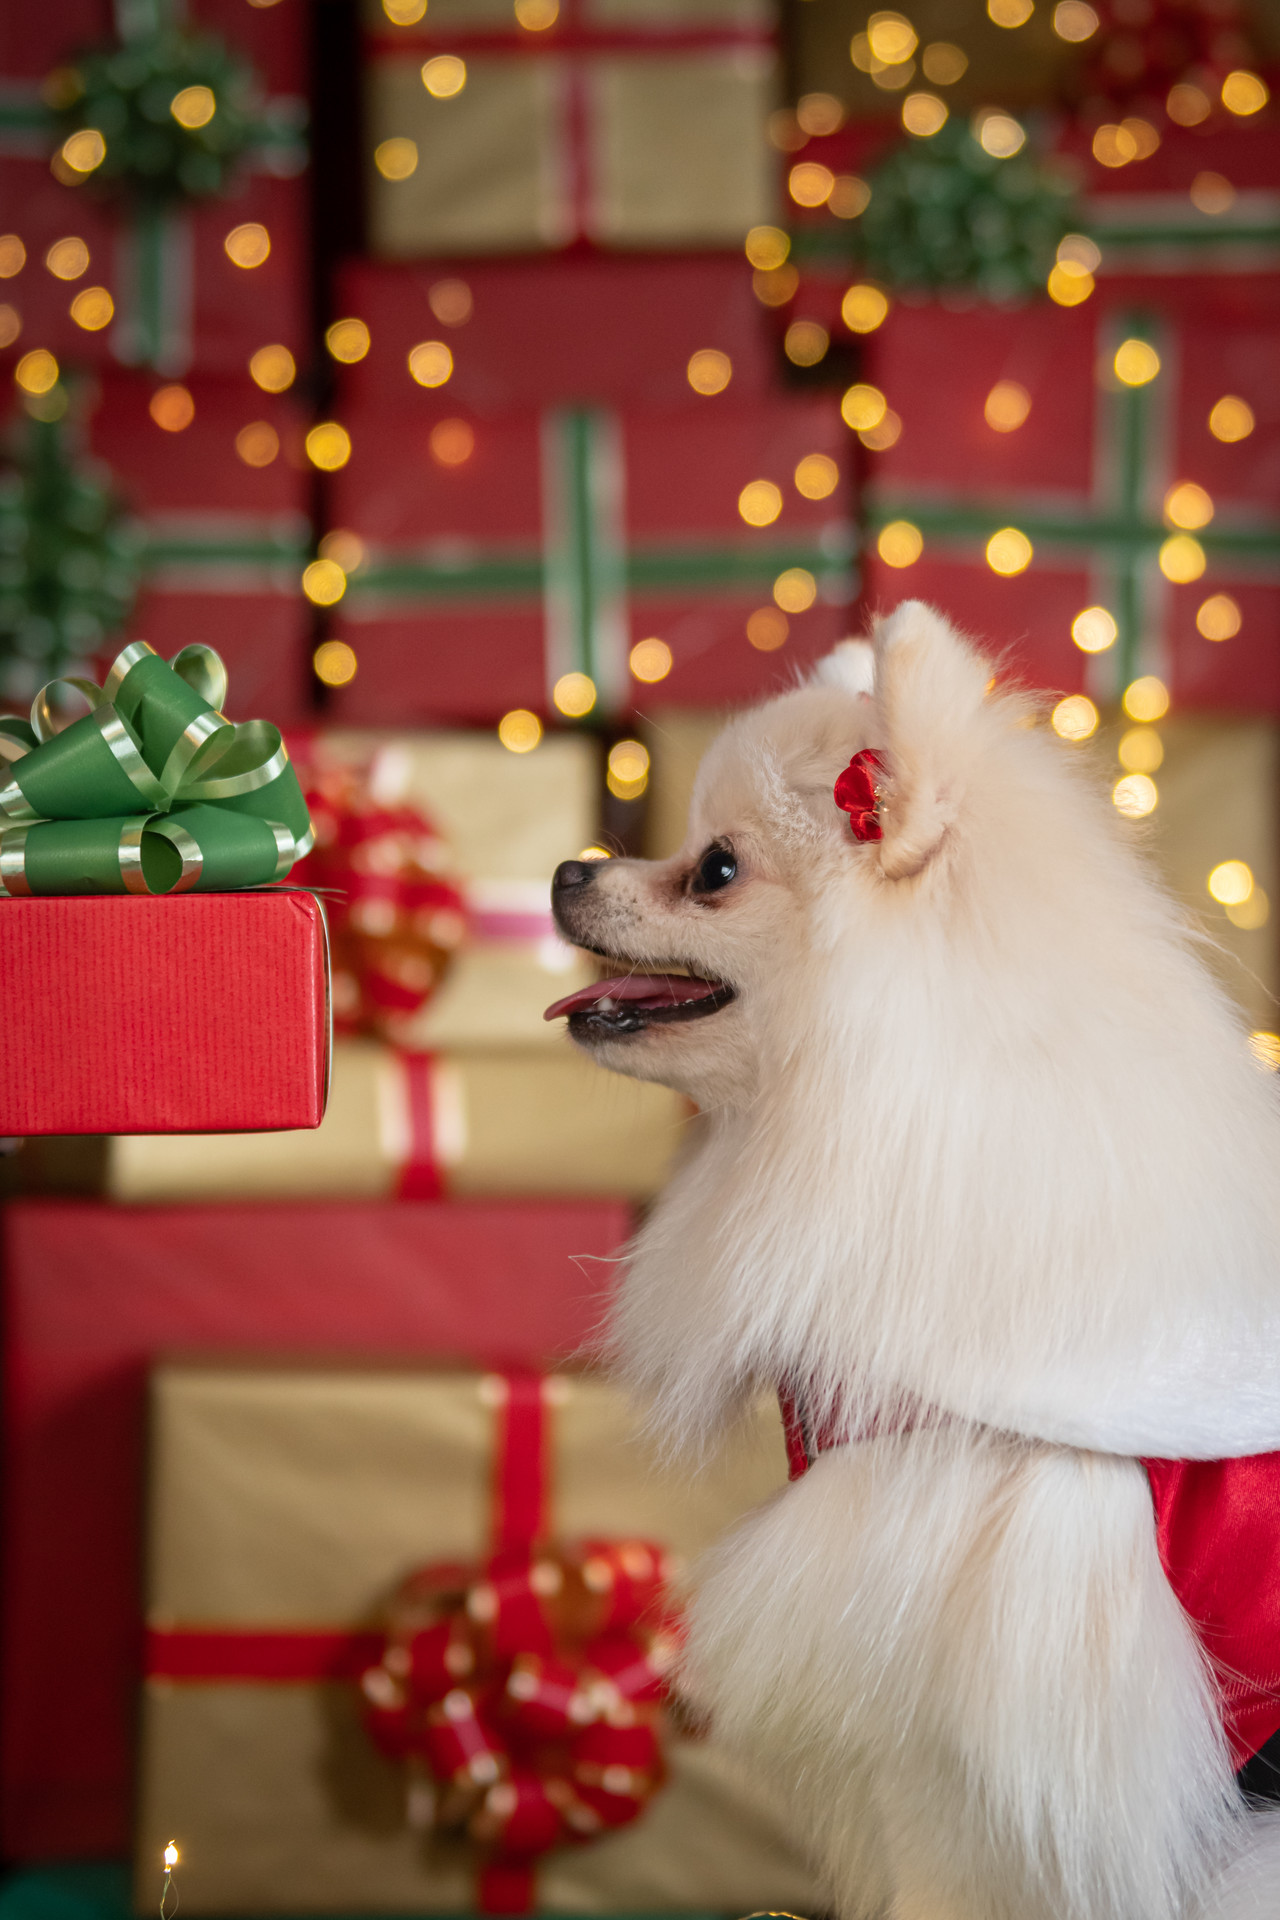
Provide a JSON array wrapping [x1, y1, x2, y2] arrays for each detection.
[[0, 0, 306, 98], [0, 1194, 629, 1858], [332, 256, 777, 414], [326, 397, 857, 722], [80, 372, 312, 724], [856, 286, 1280, 709], [0, 890, 328, 1135]]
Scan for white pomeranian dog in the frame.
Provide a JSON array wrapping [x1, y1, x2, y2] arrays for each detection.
[[546, 601, 1280, 1920]]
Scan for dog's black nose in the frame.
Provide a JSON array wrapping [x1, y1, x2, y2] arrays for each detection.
[[553, 859, 596, 894]]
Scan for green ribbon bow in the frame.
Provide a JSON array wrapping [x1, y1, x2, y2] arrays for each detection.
[[0, 640, 314, 897]]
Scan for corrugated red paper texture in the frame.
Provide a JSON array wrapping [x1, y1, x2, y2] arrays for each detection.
[[0, 1196, 629, 1857], [0, 891, 328, 1135]]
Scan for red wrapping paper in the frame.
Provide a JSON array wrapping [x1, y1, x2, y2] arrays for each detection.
[[0, 1196, 630, 1857], [0, 890, 329, 1135], [0, 0, 306, 97]]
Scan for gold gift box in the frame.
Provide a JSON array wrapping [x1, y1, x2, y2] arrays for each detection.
[[135, 1365, 823, 1914], [108, 1042, 687, 1203]]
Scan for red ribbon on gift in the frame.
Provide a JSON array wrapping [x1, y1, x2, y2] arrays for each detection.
[[357, 1375, 677, 1913]]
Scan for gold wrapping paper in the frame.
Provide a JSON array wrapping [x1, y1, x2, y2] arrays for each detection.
[[135, 1366, 823, 1914], [108, 1042, 686, 1202]]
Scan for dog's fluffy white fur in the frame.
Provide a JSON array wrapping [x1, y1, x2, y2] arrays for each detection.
[[551, 604, 1280, 1920]]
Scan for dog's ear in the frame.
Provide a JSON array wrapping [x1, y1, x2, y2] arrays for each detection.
[[871, 601, 991, 881]]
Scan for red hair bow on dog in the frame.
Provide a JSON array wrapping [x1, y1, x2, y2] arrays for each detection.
[[834, 751, 886, 842]]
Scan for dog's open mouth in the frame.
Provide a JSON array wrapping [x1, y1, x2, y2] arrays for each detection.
[[544, 971, 736, 1037]]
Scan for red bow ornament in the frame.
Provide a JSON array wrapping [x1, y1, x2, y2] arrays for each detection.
[[834, 750, 887, 842]]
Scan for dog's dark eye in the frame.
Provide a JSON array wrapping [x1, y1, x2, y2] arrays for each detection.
[[691, 846, 737, 896]]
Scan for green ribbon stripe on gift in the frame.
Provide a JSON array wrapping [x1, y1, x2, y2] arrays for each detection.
[[0, 639, 313, 896], [344, 407, 857, 713], [864, 309, 1280, 695]]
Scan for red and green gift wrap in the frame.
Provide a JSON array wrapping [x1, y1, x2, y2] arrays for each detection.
[[78, 372, 312, 723], [328, 398, 858, 722], [333, 255, 779, 413], [856, 293, 1280, 709], [0, 1198, 633, 1859], [0, 0, 307, 374], [364, 0, 777, 257]]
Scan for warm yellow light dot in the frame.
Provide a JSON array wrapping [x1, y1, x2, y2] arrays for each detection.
[[430, 418, 475, 466], [1250, 1030, 1280, 1066], [498, 708, 542, 752], [608, 738, 650, 786], [1122, 676, 1169, 722], [867, 10, 918, 60], [45, 237, 89, 280], [306, 422, 352, 470], [795, 453, 839, 499], [773, 567, 817, 614], [15, 349, 59, 395], [303, 558, 347, 606], [1048, 262, 1095, 305], [687, 349, 731, 395], [1053, 0, 1097, 37], [1052, 694, 1098, 741], [859, 409, 903, 451], [1122, 116, 1160, 158], [785, 319, 829, 366], [383, 0, 427, 19], [1222, 70, 1268, 116], [1071, 606, 1117, 653], [236, 421, 279, 467], [1229, 889, 1269, 930], [428, 279, 473, 325], [69, 285, 113, 330], [877, 520, 922, 568], [319, 529, 365, 572], [841, 383, 886, 432], [746, 607, 789, 650], [60, 129, 105, 173], [738, 479, 782, 527], [1113, 773, 1157, 816], [1208, 859, 1253, 906], [149, 384, 195, 432], [630, 637, 672, 683], [789, 162, 835, 208], [408, 340, 453, 387], [1159, 534, 1206, 583], [1093, 123, 1138, 167], [902, 92, 947, 135], [1190, 170, 1235, 214], [1058, 233, 1101, 272], [1164, 482, 1214, 531], [249, 343, 296, 392], [1208, 395, 1254, 442], [422, 55, 467, 97], [988, 0, 1033, 23], [171, 85, 216, 128], [841, 284, 889, 334], [326, 317, 370, 364], [374, 137, 418, 180], [796, 91, 845, 135], [1113, 338, 1160, 386], [553, 672, 596, 717], [1118, 726, 1163, 773], [976, 112, 1025, 156], [752, 265, 799, 308], [986, 527, 1032, 575], [579, 845, 612, 861], [0, 235, 25, 277], [224, 222, 270, 269], [0, 306, 19, 349], [1197, 594, 1241, 642], [313, 640, 357, 687], [1167, 82, 1210, 125], [745, 225, 790, 271], [922, 41, 967, 81], [515, 0, 559, 26], [163, 1845, 179, 1871], [984, 380, 1031, 432], [829, 175, 871, 219]]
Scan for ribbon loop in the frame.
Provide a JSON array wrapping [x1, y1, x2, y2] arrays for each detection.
[[0, 643, 312, 895]]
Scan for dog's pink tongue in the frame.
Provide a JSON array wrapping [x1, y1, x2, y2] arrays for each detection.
[[544, 975, 717, 1021]]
